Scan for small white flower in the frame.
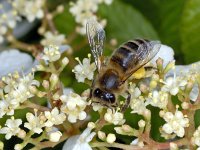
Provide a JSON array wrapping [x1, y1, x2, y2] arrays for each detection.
[[0, 7, 21, 28], [0, 117, 22, 139], [97, 131, 106, 140], [24, 110, 46, 134], [106, 133, 116, 144], [129, 84, 141, 98], [44, 107, 66, 127], [14, 0, 44, 22], [130, 96, 147, 115], [92, 103, 103, 111], [42, 45, 61, 62], [129, 84, 147, 114], [104, 109, 125, 125], [0, 72, 39, 117], [0, 99, 13, 118], [161, 110, 189, 137], [69, 0, 112, 34], [8, 73, 39, 105], [72, 55, 96, 83], [60, 92, 88, 123], [191, 126, 200, 147], [170, 142, 178, 150], [145, 90, 168, 109], [41, 31, 65, 46], [150, 44, 174, 68], [161, 76, 187, 96], [49, 131, 62, 142], [62, 127, 96, 150]]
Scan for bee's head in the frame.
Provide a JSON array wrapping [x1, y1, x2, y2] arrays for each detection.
[[92, 88, 116, 104]]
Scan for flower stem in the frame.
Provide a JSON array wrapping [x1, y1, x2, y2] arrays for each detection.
[[91, 142, 149, 150]]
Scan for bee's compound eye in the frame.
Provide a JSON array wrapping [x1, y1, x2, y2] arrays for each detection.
[[94, 88, 102, 97], [105, 93, 115, 103]]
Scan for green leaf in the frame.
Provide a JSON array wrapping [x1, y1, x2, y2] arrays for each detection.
[[123, 0, 186, 63], [54, 5, 76, 35], [98, 0, 159, 44], [181, 0, 200, 63]]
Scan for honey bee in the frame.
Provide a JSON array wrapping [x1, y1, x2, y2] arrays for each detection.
[[86, 19, 161, 111]]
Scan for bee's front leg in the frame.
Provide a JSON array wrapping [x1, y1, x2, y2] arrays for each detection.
[[121, 91, 131, 112]]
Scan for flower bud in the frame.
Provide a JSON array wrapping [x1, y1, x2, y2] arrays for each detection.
[[110, 38, 118, 46], [38, 27, 45, 35], [159, 110, 165, 117], [143, 109, 151, 120], [42, 80, 49, 90], [36, 64, 45, 71], [37, 91, 46, 98], [17, 130, 26, 139], [181, 102, 189, 110], [14, 144, 23, 150], [49, 131, 62, 142], [0, 141, 4, 150], [170, 142, 178, 150], [53, 93, 60, 100], [138, 141, 144, 148], [88, 122, 96, 129], [98, 131, 106, 141], [138, 120, 146, 128], [29, 86, 38, 94], [150, 80, 157, 89], [156, 57, 163, 70], [56, 5, 64, 13], [50, 74, 59, 89], [62, 57, 69, 66], [140, 84, 148, 94], [106, 133, 116, 144], [163, 61, 175, 74]]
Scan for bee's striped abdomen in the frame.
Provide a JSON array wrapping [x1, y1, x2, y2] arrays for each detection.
[[110, 39, 147, 72]]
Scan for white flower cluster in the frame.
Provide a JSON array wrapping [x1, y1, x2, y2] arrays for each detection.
[[145, 90, 168, 109], [0, 0, 45, 43], [24, 110, 46, 134], [129, 84, 147, 115], [13, 0, 45, 22], [161, 76, 187, 96], [0, 117, 22, 140], [41, 31, 65, 46], [192, 126, 200, 149], [42, 45, 61, 62], [0, 108, 65, 142], [44, 107, 66, 127], [0, 72, 39, 118], [24, 108, 66, 134], [161, 110, 189, 137], [104, 109, 125, 125], [0, 1, 20, 43], [72, 54, 96, 83], [60, 92, 88, 123], [69, 0, 113, 34]]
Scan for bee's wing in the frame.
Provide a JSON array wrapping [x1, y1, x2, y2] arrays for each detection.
[[86, 19, 105, 71], [122, 41, 161, 82]]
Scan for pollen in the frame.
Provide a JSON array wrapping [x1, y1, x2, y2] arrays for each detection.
[[132, 67, 146, 79]]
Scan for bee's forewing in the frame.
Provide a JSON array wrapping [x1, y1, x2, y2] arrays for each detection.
[[86, 19, 105, 71]]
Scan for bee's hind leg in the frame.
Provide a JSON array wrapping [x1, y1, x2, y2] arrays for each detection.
[[121, 91, 131, 112]]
